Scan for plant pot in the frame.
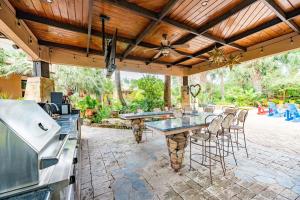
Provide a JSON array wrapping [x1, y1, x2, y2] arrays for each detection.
[[85, 109, 95, 118]]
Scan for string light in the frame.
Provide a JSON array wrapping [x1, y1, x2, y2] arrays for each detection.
[[260, 46, 264, 54], [0, 2, 2, 9], [290, 37, 294, 45]]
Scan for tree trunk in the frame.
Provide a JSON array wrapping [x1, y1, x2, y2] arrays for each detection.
[[164, 75, 171, 109], [115, 69, 127, 107], [220, 71, 225, 101], [251, 65, 263, 94]]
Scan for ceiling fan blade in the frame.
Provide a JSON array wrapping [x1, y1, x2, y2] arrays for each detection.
[[169, 49, 182, 57], [153, 51, 163, 59], [143, 47, 160, 52], [172, 43, 190, 49]]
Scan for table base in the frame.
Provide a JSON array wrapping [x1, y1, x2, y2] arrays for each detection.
[[131, 119, 144, 143], [166, 131, 189, 171]]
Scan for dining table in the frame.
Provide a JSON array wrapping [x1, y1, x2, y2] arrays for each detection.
[[145, 112, 212, 171], [120, 111, 173, 143]]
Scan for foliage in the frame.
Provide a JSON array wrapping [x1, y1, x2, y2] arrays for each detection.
[[0, 48, 32, 77], [129, 75, 164, 111], [53, 65, 114, 96], [198, 50, 300, 106], [0, 92, 9, 99], [92, 106, 111, 123], [76, 95, 98, 112]]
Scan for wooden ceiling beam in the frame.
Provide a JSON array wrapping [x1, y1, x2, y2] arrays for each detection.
[[38, 40, 191, 68], [15, 10, 198, 60], [86, 0, 93, 56], [174, 8, 300, 65], [172, 0, 257, 46], [121, 0, 179, 60], [102, 0, 252, 52], [172, 43, 222, 65], [262, 0, 300, 33]]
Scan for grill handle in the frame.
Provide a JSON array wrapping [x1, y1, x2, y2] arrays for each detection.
[[40, 134, 70, 169]]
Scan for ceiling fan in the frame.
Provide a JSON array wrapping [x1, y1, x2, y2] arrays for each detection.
[[145, 33, 190, 61]]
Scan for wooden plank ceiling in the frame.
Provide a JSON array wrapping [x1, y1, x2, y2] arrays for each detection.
[[9, 0, 300, 68]]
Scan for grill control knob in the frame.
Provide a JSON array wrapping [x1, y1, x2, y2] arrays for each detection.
[[73, 158, 78, 164], [69, 175, 76, 184]]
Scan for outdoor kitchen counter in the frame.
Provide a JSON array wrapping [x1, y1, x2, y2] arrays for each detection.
[[145, 113, 212, 171], [120, 111, 173, 143], [1, 114, 81, 200]]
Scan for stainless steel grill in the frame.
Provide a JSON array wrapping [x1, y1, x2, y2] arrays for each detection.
[[0, 100, 80, 199]]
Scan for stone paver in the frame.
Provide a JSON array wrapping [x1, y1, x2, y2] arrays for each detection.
[[80, 110, 300, 200]]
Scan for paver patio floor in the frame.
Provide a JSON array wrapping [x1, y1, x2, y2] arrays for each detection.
[[80, 110, 300, 200]]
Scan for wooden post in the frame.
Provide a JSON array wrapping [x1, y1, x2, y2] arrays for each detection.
[[164, 75, 171, 109], [181, 76, 190, 108]]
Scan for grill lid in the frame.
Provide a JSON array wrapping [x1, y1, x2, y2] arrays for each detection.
[[0, 100, 60, 152]]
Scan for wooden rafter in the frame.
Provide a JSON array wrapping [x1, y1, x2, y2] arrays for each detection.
[[38, 40, 191, 68], [121, 0, 179, 60], [86, 0, 94, 56], [15, 10, 198, 60], [172, 43, 223, 65], [262, 0, 300, 33], [103, 0, 253, 53], [174, 8, 300, 65]]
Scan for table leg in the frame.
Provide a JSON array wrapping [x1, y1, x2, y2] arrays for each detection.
[[166, 131, 189, 171], [131, 119, 144, 143]]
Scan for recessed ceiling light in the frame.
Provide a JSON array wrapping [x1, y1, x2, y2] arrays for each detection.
[[201, 0, 208, 6], [46, 0, 53, 3]]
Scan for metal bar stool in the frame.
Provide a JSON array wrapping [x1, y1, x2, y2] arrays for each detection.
[[218, 113, 238, 170], [189, 114, 225, 184], [230, 109, 249, 157]]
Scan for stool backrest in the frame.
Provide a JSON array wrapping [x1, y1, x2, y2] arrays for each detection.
[[207, 115, 223, 135], [237, 109, 248, 123], [223, 106, 238, 115], [221, 113, 235, 129]]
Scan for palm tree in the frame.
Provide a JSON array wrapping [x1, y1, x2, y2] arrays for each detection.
[[114, 69, 127, 107], [164, 75, 171, 108]]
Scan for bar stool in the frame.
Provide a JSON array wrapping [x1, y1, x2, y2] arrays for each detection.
[[230, 109, 249, 157], [189, 114, 225, 184], [218, 113, 238, 170]]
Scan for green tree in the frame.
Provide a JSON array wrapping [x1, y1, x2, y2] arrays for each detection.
[[130, 75, 164, 111], [0, 48, 32, 77]]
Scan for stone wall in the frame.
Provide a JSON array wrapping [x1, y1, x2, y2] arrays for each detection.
[[24, 77, 54, 102]]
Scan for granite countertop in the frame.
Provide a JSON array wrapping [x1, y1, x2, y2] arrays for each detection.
[[145, 112, 213, 132], [56, 114, 80, 139], [120, 111, 173, 120]]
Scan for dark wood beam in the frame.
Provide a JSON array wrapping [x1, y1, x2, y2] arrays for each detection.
[[172, 0, 257, 47], [38, 40, 191, 68], [101, 0, 158, 21], [86, 0, 93, 56], [262, 0, 300, 33], [225, 18, 282, 44], [15, 10, 199, 59], [121, 0, 179, 60], [174, 8, 300, 65], [102, 0, 253, 52], [172, 43, 222, 65]]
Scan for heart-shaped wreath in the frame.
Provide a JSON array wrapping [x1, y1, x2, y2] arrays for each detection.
[[189, 84, 201, 98]]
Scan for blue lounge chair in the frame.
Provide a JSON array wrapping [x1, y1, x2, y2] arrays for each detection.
[[268, 102, 284, 117], [285, 104, 300, 121]]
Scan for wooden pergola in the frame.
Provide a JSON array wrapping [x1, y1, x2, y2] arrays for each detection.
[[0, 0, 300, 76]]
